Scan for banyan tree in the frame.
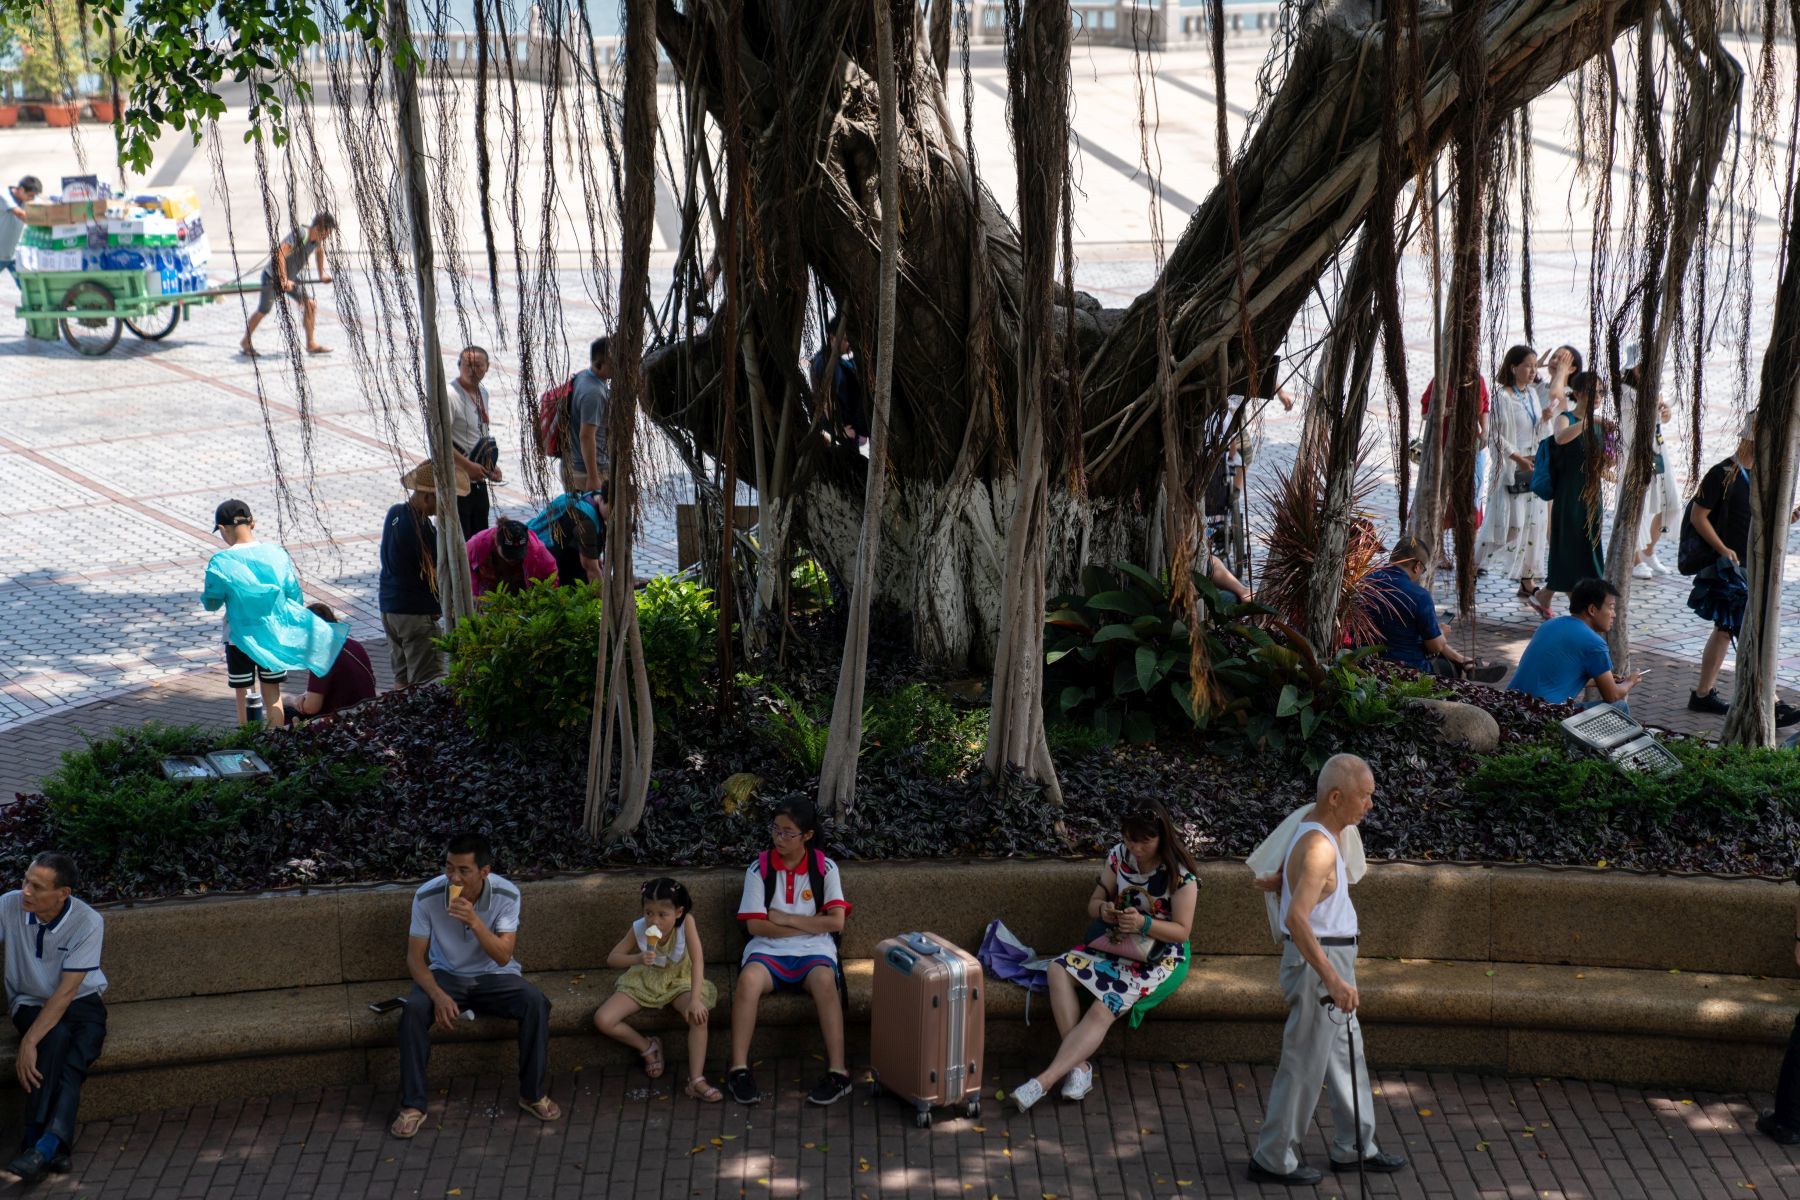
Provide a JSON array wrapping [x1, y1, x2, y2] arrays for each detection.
[[39, 0, 1800, 833]]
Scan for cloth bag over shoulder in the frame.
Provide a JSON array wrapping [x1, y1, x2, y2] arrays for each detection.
[[1245, 804, 1367, 944]]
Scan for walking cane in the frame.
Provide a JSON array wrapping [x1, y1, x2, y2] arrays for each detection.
[[1322, 995, 1368, 1193]]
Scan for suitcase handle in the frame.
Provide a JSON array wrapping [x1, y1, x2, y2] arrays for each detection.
[[902, 933, 941, 957], [885, 947, 918, 974]]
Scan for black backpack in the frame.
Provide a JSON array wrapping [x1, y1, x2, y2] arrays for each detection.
[[1678, 459, 1739, 576]]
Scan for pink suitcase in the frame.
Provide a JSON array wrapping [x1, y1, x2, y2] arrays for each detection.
[[869, 931, 985, 1127]]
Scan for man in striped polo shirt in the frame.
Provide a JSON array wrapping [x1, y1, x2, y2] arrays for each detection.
[[0, 853, 107, 1186], [389, 833, 560, 1138]]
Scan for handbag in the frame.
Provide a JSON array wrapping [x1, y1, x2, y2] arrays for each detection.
[[1530, 437, 1555, 501], [1505, 468, 1535, 495], [1084, 924, 1156, 963]]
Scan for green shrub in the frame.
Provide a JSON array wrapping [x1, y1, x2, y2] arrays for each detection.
[[759, 683, 830, 774], [636, 576, 719, 712], [442, 580, 605, 740], [1465, 736, 1800, 825], [1044, 720, 1114, 762], [41, 724, 383, 886], [443, 576, 720, 740], [1045, 560, 1413, 764], [790, 556, 832, 612], [864, 683, 987, 778]]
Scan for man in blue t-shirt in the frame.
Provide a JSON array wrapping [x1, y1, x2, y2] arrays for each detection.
[[1508, 577, 1641, 709], [379, 461, 466, 688], [1362, 537, 1506, 682]]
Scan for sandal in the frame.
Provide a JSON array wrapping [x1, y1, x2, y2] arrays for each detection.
[[518, 1095, 563, 1122], [388, 1108, 426, 1139], [640, 1036, 665, 1079], [685, 1075, 724, 1103]]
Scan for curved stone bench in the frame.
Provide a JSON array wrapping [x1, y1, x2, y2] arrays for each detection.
[[7, 861, 1794, 1119]]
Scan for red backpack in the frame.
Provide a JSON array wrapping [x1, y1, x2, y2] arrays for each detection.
[[534, 376, 576, 457]]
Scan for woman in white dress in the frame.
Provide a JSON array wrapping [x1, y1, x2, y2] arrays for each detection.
[[1477, 345, 1553, 598]]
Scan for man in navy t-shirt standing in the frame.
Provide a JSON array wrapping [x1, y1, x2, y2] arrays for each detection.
[[379, 461, 467, 688], [1508, 577, 1641, 710], [1362, 537, 1505, 682]]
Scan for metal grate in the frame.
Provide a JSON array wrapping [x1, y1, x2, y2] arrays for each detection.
[[1613, 735, 1683, 777], [1560, 705, 1643, 755]]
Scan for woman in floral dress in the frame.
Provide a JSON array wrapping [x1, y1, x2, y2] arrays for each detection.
[[1010, 801, 1199, 1112]]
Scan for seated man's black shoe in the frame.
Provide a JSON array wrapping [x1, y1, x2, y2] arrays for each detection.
[[1758, 1110, 1800, 1145], [5, 1147, 50, 1186], [45, 1149, 69, 1175], [1332, 1150, 1408, 1173], [1777, 702, 1800, 728], [1246, 1159, 1323, 1186]]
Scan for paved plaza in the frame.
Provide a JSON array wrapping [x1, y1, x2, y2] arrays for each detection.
[[22, 1056, 1800, 1199]]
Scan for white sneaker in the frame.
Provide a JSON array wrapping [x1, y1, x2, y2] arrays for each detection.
[[1011, 1078, 1045, 1112], [1632, 562, 1654, 580], [1649, 553, 1671, 575], [1061, 1063, 1094, 1101]]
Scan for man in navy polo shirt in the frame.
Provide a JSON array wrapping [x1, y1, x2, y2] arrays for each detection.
[[1362, 536, 1506, 682], [0, 853, 107, 1185], [389, 834, 559, 1138]]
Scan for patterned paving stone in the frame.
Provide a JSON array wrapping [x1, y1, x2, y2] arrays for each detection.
[[19, 1057, 1800, 1200]]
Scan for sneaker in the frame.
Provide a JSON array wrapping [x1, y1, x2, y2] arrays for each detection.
[[1061, 1062, 1093, 1101], [1648, 553, 1672, 575], [1688, 689, 1730, 715], [1632, 561, 1654, 580], [725, 1067, 760, 1106], [1778, 702, 1800, 728], [805, 1070, 852, 1107], [1467, 661, 1509, 684], [1011, 1078, 1045, 1113], [1758, 1110, 1800, 1145]]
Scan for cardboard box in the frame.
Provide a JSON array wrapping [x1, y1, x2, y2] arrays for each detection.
[[136, 185, 201, 221], [23, 199, 103, 226]]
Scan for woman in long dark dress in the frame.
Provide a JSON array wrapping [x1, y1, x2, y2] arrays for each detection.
[[1532, 370, 1611, 615]]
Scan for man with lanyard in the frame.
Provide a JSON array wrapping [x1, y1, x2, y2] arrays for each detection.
[[241, 212, 335, 356], [0, 853, 107, 1186], [0, 176, 42, 282], [446, 345, 502, 538], [1249, 755, 1405, 1186]]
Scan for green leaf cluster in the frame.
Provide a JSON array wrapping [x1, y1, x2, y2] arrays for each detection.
[[1045, 560, 1415, 765], [41, 723, 382, 885], [442, 580, 607, 740], [1464, 735, 1800, 825], [442, 577, 721, 741]]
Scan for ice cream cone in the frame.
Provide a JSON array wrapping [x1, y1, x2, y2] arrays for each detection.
[[448, 884, 464, 907]]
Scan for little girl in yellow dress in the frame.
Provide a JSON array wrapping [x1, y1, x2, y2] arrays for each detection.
[[593, 877, 722, 1101]]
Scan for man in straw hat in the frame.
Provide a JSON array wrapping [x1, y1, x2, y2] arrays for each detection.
[[380, 460, 469, 687]]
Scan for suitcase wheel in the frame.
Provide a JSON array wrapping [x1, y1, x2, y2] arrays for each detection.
[[868, 1077, 884, 1098], [914, 1108, 932, 1129], [963, 1098, 981, 1119]]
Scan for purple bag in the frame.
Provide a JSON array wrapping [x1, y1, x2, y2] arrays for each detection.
[[977, 919, 1049, 993]]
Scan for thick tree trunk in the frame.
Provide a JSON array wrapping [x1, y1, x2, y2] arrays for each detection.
[[1720, 189, 1800, 747], [1302, 229, 1382, 650], [648, 0, 1641, 668], [1603, 4, 1742, 665], [982, 0, 1069, 801], [588, 0, 658, 840], [817, 0, 901, 814]]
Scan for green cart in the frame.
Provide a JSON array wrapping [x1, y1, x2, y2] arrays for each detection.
[[15, 269, 257, 356]]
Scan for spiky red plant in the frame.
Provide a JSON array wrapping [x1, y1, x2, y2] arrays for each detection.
[[1252, 434, 1387, 648]]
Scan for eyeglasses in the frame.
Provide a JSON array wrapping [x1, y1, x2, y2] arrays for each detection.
[[768, 824, 804, 842]]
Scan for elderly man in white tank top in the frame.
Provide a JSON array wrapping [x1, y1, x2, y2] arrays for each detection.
[[1248, 753, 1408, 1186]]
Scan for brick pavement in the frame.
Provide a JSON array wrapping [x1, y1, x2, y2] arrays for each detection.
[[21, 1056, 1800, 1199]]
